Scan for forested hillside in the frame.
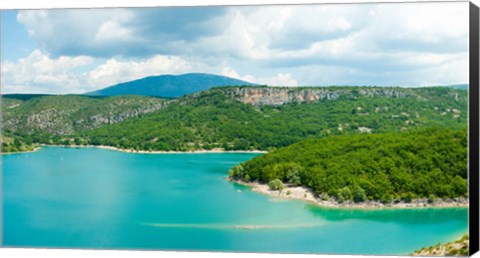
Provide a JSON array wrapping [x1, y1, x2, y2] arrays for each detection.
[[1, 86, 467, 153], [78, 86, 467, 151], [230, 128, 468, 203], [1, 95, 167, 152]]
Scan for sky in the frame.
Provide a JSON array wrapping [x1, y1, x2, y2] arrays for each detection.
[[0, 2, 470, 94]]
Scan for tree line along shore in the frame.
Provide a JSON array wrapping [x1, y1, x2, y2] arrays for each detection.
[[228, 128, 468, 207]]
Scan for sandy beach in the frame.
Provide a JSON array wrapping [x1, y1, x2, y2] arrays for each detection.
[[230, 179, 469, 209], [92, 145, 267, 154]]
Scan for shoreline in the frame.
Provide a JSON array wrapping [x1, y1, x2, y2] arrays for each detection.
[[229, 179, 469, 210], [1, 144, 267, 155], [92, 145, 267, 154], [0, 146, 41, 155]]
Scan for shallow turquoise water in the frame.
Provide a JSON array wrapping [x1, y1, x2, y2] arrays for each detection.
[[2, 147, 468, 255]]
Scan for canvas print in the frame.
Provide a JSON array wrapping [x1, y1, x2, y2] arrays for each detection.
[[0, 2, 475, 256]]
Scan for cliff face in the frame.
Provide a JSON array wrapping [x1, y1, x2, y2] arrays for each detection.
[[2, 96, 168, 135], [71, 103, 167, 132], [222, 87, 418, 106]]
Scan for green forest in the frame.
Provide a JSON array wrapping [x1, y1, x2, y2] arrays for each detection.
[[82, 87, 466, 151], [229, 127, 468, 203]]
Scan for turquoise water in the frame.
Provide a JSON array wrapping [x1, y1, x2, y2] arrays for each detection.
[[2, 147, 468, 255]]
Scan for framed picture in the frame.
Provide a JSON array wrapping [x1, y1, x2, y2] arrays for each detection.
[[1, 0, 479, 257]]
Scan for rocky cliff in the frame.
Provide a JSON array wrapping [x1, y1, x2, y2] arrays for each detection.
[[219, 86, 420, 106], [2, 96, 168, 135]]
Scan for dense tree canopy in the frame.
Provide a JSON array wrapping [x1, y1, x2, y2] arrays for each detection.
[[230, 128, 468, 203]]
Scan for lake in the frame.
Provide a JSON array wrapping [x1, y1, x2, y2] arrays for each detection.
[[2, 147, 468, 255]]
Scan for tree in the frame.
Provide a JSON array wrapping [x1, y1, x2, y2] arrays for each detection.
[[269, 179, 284, 191], [13, 138, 22, 148], [285, 163, 303, 185], [401, 192, 415, 203], [337, 186, 353, 203], [353, 184, 367, 203], [228, 165, 244, 179], [380, 193, 393, 204], [452, 175, 467, 196]]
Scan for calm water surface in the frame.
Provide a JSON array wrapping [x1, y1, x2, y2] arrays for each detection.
[[2, 147, 468, 254]]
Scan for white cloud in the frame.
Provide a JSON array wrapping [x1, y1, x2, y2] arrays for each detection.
[[88, 55, 194, 89], [220, 67, 242, 79], [256, 73, 298, 86], [414, 57, 469, 87], [5, 2, 470, 93], [221, 67, 297, 86], [16, 8, 228, 58], [94, 20, 133, 43], [1, 50, 202, 94], [220, 67, 256, 83], [380, 3, 467, 43], [16, 9, 149, 58], [192, 5, 368, 61], [1, 50, 93, 94]]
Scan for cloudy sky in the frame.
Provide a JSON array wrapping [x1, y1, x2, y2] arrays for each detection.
[[0, 2, 469, 94]]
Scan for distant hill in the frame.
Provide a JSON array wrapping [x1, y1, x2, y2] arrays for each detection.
[[446, 84, 468, 90], [87, 73, 258, 98], [1, 94, 54, 101], [416, 84, 469, 91]]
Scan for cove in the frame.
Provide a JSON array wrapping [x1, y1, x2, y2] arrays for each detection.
[[2, 147, 468, 255]]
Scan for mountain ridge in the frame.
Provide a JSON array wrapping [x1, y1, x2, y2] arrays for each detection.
[[86, 73, 259, 98]]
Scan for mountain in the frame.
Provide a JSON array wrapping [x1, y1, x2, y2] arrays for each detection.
[[86, 73, 259, 98]]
